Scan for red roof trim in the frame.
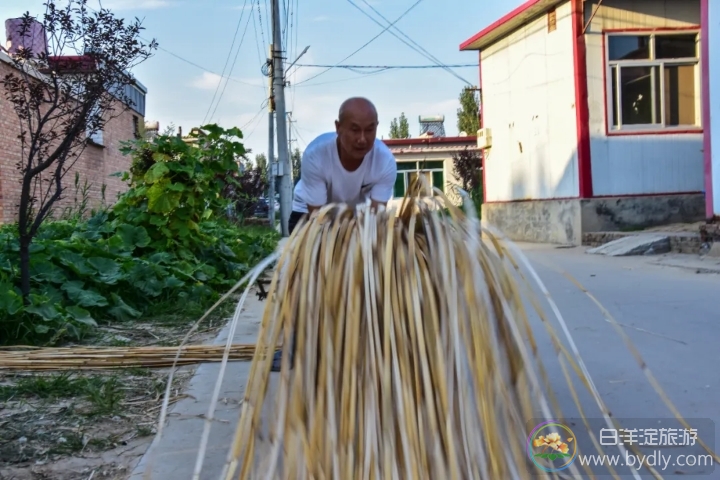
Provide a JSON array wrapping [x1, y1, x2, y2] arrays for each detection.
[[382, 136, 476, 146], [459, 0, 563, 51]]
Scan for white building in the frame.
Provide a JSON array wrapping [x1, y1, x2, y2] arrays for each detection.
[[461, 0, 708, 245], [704, 0, 720, 221], [382, 135, 480, 211]]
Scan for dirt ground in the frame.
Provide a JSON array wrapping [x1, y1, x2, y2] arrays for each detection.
[[0, 298, 243, 480]]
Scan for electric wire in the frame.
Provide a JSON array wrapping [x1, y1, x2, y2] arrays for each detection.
[[291, 122, 307, 148], [250, 2, 265, 77], [292, 0, 426, 86], [208, 5, 255, 123], [202, 0, 251, 126], [349, 0, 472, 85], [295, 63, 478, 69], [291, 0, 299, 111], [293, 68, 389, 88], [139, 39, 265, 88], [241, 101, 269, 131]]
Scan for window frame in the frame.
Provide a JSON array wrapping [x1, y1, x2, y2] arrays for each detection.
[[604, 30, 702, 135], [393, 160, 445, 199]]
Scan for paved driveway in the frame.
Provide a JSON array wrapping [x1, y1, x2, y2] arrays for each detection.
[[130, 244, 720, 479]]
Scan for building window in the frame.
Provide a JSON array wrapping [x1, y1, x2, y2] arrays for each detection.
[[86, 102, 104, 146], [606, 31, 700, 133], [393, 160, 445, 198]]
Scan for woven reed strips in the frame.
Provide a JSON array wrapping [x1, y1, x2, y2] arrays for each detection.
[[216, 184, 583, 480]]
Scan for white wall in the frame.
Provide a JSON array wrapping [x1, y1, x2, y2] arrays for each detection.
[[710, 0, 720, 216], [585, 0, 704, 196], [481, 1, 578, 202]]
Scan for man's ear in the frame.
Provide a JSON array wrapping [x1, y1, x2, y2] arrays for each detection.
[[335, 120, 340, 132]]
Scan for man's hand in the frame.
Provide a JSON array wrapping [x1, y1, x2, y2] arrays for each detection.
[[370, 199, 388, 212]]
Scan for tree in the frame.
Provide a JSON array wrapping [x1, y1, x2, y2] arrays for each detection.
[[254, 153, 268, 181], [457, 88, 479, 135], [388, 112, 410, 139], [451, 148, 483, 215], [1, 1, 156, 301], [291, 147, 301, 183]]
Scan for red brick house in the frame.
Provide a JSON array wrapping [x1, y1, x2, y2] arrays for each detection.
[[0, 49, 147, 224]]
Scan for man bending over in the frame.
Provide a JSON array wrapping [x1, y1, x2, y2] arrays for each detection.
[[272, 96, 398, 371]]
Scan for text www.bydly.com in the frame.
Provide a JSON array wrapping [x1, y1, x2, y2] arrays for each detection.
[[577, 451, 714, 471]]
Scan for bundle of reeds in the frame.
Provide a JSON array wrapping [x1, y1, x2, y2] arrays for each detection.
[[161, 177, 716, 480], [0, 344, 257, 371]]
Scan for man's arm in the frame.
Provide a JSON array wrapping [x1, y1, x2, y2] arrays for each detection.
[[299, 151, 327, 216]]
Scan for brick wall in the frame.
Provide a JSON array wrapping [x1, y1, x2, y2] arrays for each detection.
[[0, 59, 143, 224]]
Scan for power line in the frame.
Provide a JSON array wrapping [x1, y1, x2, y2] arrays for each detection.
[[294, 68, 388, 88], [291, 122, 307, 148], [241, 101, 269, 131], [291, 0, 299, 111], [208, 4, 255, 123], [202, 0, 251, 125], [141, 41, 265, 88], [89, 2, 262, 89], [292, 0, 426, 86], [349, 0, 472, 85], [295, 63, 478, 69]]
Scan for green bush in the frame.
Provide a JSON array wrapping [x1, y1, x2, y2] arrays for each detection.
[[0, 125, 279, 345]]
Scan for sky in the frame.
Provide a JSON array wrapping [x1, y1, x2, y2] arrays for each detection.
[[1, 0, 524, 160]]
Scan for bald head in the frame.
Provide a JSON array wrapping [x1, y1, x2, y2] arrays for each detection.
[[337, 97, 378, 125], [335, 97, 379, 163]]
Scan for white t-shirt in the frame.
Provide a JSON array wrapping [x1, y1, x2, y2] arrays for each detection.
[[292, 132, 398, 213]]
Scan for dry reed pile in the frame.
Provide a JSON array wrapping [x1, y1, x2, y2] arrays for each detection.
[[148, 179, 717, 480], [0, 344, 257, 370]]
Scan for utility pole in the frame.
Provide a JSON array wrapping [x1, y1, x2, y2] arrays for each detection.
[[267, 45, 276, 226], [271, 0, 292, 237]]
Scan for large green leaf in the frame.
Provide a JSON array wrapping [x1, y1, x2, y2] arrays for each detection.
[[25, 303, 60, 321], [30, 262, 67, 284], [116, 224, 151, 248], [127, 264, 165, 297], [108, 293, 142, 321], [57, 251, 95, 276], [0, 287, 22, 315], [88, 257, 123, 284], [147, 180, 182, 214], [65, 305, 98, 327], [61, 281, 109, 307], [149, 215, 168, 227], [35, 324, 50, 334], [163, 275, 185, 289], [144, 161, 169, 184]]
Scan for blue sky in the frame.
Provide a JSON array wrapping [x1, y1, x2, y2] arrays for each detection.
[[2, 0, 524, 159]]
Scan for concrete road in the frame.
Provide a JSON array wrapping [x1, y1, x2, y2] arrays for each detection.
[[518, 244, 720, 478], [129, 244, 720, 479]]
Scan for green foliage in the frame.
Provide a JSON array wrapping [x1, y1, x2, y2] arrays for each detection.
[[291, 148, 301, 183], [389, 113, 410, 139], [457, 88, 480, 135], [254, 153, 268, 182], [451, 148, 483, 217], [0, 124, 279, 345], [112, 124, 245, 255]]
